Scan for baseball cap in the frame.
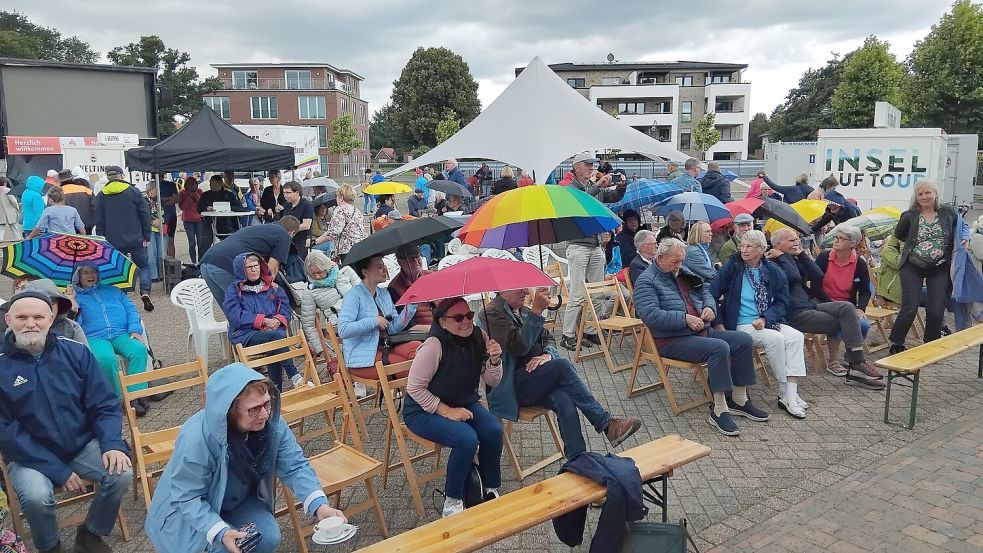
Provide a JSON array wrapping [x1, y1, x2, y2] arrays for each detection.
[[57, 168, 75, 183], [105, 165, 124, 177], [734, 213, 754, 224], [7, 290, 53, 309], [571, 152, 598, 165]]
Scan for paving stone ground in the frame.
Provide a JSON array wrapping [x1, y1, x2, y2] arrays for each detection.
[[6, 211, 983, 552]]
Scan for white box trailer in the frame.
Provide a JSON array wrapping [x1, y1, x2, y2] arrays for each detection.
[[764, 141, 817, 188], [233, 125, 320, 180], [944, 134, 979, 207], [816, 128, 948, 211]]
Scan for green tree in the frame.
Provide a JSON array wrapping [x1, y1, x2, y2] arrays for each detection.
[[747, 112, 771, 157], [693, 113, 721, 159], [435, 109, 460, 144], [0, 11, 97, 62], [411, 145, 431, 158], [390, 47, 480, 148], [769, 53, 851, 141], [905, 0, 983, 134], [329, 113, 362, 157], [369, 103, 401, 151], [831, 35, 905, 128], [108, 35, 222, 136]]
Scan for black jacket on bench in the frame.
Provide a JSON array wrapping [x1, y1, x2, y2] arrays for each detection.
[[552, 452, 647, 552]]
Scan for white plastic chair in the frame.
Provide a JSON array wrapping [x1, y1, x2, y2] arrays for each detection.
[[437, 254, 469, 270], [170, 279, 230, 368], [381, 254, 400, 287], [480, 248, 518, 260]]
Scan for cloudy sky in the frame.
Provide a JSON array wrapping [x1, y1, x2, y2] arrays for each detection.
[[15, 1, 952, 118]]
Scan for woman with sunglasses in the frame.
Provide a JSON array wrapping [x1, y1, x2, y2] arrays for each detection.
[[146, 363, 346, 553], [404, 297, 504, 518]]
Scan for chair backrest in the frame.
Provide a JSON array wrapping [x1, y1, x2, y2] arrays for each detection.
[[582, 280, 633, 321], [446, 237, 463, 255], [315, 313, 345, 369], [375, 360, 413, 424], [279, 374, 358, 448], [480, 248, 516, 260], [382, 253, 400, 278], [234, 333, 321, 385], [522, 245, 567, 271], [120, 356, 209, 406], [623, 276, 636, 315], [437, 254, 468, 270], [170, 278, 219, 331]]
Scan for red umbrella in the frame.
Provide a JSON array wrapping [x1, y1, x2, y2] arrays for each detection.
[[725, 197, 764, 218], [396, 257, 555, 306]]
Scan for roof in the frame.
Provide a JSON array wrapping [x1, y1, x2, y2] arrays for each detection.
[[210, 62, 364, 80], [0, 57, 157, 75], [516, 60, 747, 76], [375, 147, 396, 159]]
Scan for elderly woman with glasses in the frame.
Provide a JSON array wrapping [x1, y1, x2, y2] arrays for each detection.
[[684, 220, 719, 282], [815, 224, 873, 339], [300, 250, 361, 360], [710, 230, 809, 419], [404, 297, 503, 518], [145, 364, 346, 553]]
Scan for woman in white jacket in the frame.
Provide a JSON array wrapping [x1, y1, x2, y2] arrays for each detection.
[[300, 250, 360, 360]]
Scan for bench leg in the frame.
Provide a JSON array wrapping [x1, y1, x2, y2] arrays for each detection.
[[978, 344, 982, 379], [641, 474, 669, 523], [883, 370, 893, 425], [908, 371, 920, 429]]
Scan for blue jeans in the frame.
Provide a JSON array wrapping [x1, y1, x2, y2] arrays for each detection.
[[208, 496, 281, 553], [656, 329, 756, 393], [147, 232, 163, 280], [200, 263, 235, 310], [7, 439, 131, 551], [183, 221, 207, 265], [514, 358, 609, 458], [404, 399, 502, 500], [245, 329, 299, 390], [119, 244, 152, 295], [363, 194, 376, 213]]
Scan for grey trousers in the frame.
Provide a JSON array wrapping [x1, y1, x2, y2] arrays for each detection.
[[787, 301, 864, 350], [562, 243, 607, 338]]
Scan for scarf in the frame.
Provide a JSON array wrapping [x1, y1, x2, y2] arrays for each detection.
[[309, 266, 339, 289], [226, 421, 276, 484], [745, 263, 780, 330], [241, 278, 265, 293]]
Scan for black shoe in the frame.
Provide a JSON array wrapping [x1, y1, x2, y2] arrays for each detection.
[[130, 400, 148, 418], [40, 542, 62, 553], [75, 525, 111, 553], [726, 398, 770, 421], [483, 490, 500, 502], [889, 343, 907, 355], [141, 294, 155, 312], [560, 335, 579, 351], [941, 325, 952, 337], [146, 390, 173, 402], [137, 397, 152, 413], [584, 333, 603, 346]]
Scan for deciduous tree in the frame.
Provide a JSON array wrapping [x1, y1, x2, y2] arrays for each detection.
[[329, 113, 362, 156], [747, 112, 770, 156], [693, 113, 721, 159], [0, 11, 97, 63], [769, 54, 850, 141], [831, 35, 905, 128], [435, 109, 460, 144]]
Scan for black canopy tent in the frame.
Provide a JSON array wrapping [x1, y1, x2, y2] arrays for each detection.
[[124, 106, 295, 172]]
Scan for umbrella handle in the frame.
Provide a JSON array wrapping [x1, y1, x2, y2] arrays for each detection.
[[547, 295, 562, 311]]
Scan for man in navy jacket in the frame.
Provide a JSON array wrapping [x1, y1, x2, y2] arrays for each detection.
[[0, 292, 131, 553]]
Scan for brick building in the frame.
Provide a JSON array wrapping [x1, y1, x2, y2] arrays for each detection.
[[203, 63, 370, 177]]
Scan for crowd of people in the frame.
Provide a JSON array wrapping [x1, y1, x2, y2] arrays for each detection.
[[0, 152, 978, 552]]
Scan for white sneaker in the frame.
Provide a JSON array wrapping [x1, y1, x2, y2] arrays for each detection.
[[795, 395, 809, 410], [290, 374, 304, 389], [442, 498, 465, 518], [354, 382, 369, 399], [778, 397, 806, 419]]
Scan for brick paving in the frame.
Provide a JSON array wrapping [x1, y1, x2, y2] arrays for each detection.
[[5, 222, 983, 552]]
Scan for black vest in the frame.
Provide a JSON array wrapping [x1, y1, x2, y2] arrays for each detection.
[[427, 336, 481, 408]]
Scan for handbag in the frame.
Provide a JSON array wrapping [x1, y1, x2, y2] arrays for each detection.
[[907, 251, 943, 270], [620, 519, 699, 553]]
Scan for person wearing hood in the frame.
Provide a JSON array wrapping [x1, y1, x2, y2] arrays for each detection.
[[70, 264, 152, 415], [21, 175, 47, 238], [224, 253, 303, 390], [818, 176, 861, 219], [144, 364, 346, 553], [615, 209, 641, 266], [699, 162, 734, 204], [0, 278, 88, 347], [0, 291, 132, 553], [656, 210, 687, 243], [94, 166, 154, 312], [60, 169, 96, 234]]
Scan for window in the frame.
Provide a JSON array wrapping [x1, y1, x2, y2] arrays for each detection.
[[681, 101, 692, 123], [313, 125, 327, 148], [250, 96, 277, 119], [680, 132, 692, 150], [298, 96, 326, 119], [566, 78, 585, 88], [285, 70, 312, 90], [204, 96, 230, 118], [602, 77, 621, 85], [232, 71, 258, 90], [710, 73, 732, 83], [617, 102, 645, 114], [320, 155, 329, 176], [719, 126, 742, 141], [674, 75, 693, 86], [652, 127, 671, 142], [653, 101, 671, 114], [715, 100, 735, 112]]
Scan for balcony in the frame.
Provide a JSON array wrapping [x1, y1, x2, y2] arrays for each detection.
[[218, 78, 355, 94]]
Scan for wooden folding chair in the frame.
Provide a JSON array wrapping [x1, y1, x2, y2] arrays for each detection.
[[574, 280, 646, 374], [623, 276, 636, 318], [752, 347, 773, 387], [502, 406, 565, 482], [278, 374, 389, 553], [0, 455, 130, 542], [316, 317, 380, 442], [118, 357, 208, 510], [375, 360, 445, 517], [628, 327, 713, 414], [802, 333, 827, 370]]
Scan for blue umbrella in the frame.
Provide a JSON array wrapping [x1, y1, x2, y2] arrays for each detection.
[[605, 179, 685, 213], [654, 192, 731, 223]]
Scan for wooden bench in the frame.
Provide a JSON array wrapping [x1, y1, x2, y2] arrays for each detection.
[[355, 435, 710, 553], [874, 324, 983, 428]]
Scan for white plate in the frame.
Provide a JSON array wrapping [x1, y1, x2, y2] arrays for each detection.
[[311, 524, 357, 545]]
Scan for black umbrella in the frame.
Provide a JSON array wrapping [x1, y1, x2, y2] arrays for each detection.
[[754, 197, 812, 235], [342, 216, 464, 266], [426, 179, 473, 198], [312, 191, 336, 208]]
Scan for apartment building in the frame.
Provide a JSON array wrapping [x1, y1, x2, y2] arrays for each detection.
[[519, 61, 750, 160], [203, 63, 370, 177]]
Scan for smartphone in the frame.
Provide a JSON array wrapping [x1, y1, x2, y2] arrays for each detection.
[[612, 173, 623, 184], [236, 522, 264, 553]]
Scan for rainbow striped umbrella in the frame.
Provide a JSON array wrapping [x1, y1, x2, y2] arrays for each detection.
[[0, 233, 136, 290], [458, 185, 621, 249]]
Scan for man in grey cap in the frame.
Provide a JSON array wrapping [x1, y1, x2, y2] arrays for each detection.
[[0, 279, 88, 346], [718, 213, 755, 264]]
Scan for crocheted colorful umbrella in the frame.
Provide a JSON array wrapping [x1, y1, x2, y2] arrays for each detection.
[[0, 233, 136, 290]]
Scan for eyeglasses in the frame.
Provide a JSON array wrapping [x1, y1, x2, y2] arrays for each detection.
[[244, 264, 261, 270], [443, 311, 475, 323], [240, 399, 272, 418]]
